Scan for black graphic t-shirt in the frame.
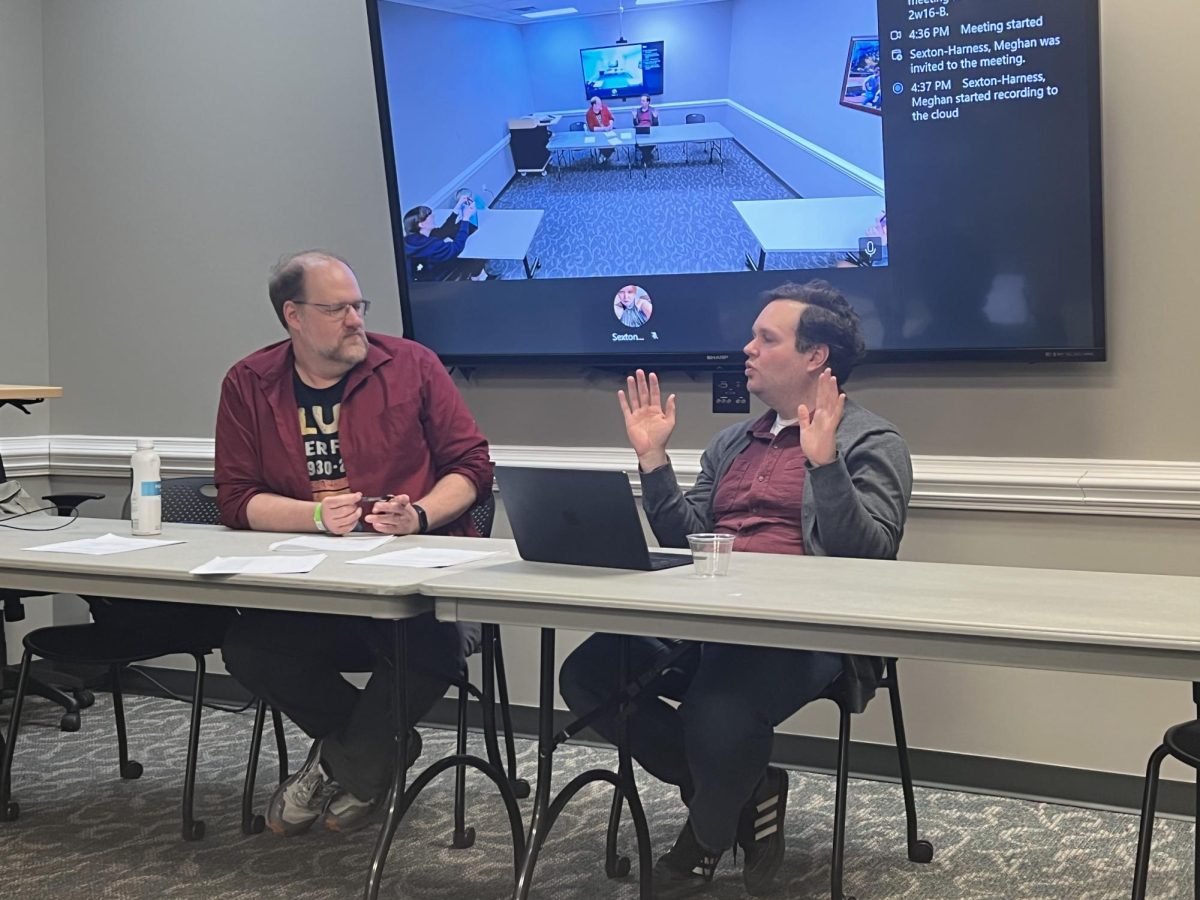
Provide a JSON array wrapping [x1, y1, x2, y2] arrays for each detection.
[[293, 370, 350, 502]]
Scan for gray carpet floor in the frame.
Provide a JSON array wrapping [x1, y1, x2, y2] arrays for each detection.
[[1, 693, 1193, 899]]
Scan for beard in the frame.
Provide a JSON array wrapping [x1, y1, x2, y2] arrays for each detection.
[[320, 330, 369, 367]]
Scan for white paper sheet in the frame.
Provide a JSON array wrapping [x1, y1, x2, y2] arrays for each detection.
[[268, 535, 394, 553], [25, 533, 185, 556], [583, 135, 596, 144], [345, 548, 501, 569], [190, 554, 326, 575], [619, 131, 633, 139]]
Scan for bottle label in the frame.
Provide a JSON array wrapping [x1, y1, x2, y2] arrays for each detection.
[[140, 481, 162, 497]]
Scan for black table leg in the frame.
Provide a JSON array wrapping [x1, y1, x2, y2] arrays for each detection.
[[364, 619, 411, 900], [511, 629, 653, 900]]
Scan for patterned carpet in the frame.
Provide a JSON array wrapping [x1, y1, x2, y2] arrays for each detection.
[[489, 142, 844, 280], [1, 693, 1193, 899]]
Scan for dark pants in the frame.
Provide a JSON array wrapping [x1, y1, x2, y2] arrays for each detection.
[[559, 634, 842, 853], [222, 610, 470, 801], [86, 597, 234, 650]]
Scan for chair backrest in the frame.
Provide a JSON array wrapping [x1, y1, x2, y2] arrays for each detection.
[[569, 121, 586, 132], [469, 490, 496, 538], [685, 113, 705, 124], [120, 476, 221, 525]]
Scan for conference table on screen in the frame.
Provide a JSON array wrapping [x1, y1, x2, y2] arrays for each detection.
[[733, 195, 887, 270], [0, 516, 523, 900], [547, 121, 733, 175], [3, 516, 1200, 899], [431, 208, 544, 279]]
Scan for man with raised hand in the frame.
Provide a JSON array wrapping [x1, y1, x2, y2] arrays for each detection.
[[559, 280, 912, 896]]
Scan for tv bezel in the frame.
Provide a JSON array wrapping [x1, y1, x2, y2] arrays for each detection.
[[579, 40, 665, 101], [364, 0, 1107, 369]]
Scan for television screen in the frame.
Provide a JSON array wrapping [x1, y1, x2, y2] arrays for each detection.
[[581, 41, 665, 101], [367, 0, 1104, 367], [841, 36, 883, 115]]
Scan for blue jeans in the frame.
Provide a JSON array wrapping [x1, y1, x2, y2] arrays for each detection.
[[559, 634, 842, 853]]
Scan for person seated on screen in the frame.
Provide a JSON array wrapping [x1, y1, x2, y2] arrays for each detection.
[[614, 284, 652, 327], [216, 250, 493, 837], [402, 200, 487, 282], [632, 93, 660, 165], [586, 95, 616, 162], [861, 56, 882, 110], [559, 280, 912, 898]]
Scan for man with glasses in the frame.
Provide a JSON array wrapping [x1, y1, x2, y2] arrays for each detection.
[[215, 250, 492, 836]]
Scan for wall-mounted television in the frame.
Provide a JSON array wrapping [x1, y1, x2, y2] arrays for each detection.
[[580, 41, 665, 101], [367, 0, 1105, 368]]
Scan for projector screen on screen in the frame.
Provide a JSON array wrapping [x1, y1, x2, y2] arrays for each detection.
[[580, 41, 665, 101], [367, 0, 1105, 367]]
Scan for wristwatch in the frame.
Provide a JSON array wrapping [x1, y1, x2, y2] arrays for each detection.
[[412, 502, 428, 535]]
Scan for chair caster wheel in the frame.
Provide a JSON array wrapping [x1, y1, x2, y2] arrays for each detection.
[[184, 820, 206, 841], [510, 778, 531, 800], [2, 801, 19, 821], [452, 826, 476, 849], [74, 689, 95, 709], [243, 814, 265, 835], [60, 711, 81, 732], [908, 839, 934, 863], [120, 760, 143, 780], [606, 856, 631, 879]]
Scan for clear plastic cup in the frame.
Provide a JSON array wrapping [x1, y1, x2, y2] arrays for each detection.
[[686, 533, 734, 577]]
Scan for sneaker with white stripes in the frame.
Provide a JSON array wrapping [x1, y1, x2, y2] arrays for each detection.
[[736, 765, 789, 895], [652, 819, 722, 898]]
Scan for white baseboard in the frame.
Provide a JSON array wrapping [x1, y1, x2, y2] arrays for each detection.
[[2, 435, 1198, 520]]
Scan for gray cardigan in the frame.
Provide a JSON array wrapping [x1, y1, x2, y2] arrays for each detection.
[[640, 398, 914, 711]]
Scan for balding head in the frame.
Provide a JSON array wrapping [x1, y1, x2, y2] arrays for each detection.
[[268, 250, 353, 330]]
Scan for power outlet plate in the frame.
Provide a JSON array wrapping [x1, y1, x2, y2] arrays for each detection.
[[712, 372, 749, 414]]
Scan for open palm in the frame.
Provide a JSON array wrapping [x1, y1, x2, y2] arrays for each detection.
[[619, 369, 676, 464], [797, 369, 845, 466]]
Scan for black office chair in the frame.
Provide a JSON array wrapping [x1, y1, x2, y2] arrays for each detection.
[[1, 492, 105, 732], [1131, 717, 1200, 898], [821, 658, 933, 900], [564, 120, 596, 168], [602, 656, 932, 898], [684, 112, 718, 164], [239, 491, 529, 843], [0, 477, 242, 841]]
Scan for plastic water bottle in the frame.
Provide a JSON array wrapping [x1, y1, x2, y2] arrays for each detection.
[[130, 438, 162, 535]]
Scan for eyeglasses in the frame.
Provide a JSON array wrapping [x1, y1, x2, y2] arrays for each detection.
[[291, 299, 371, 319]]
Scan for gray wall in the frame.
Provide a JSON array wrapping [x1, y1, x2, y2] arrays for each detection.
[[0, 0, 50, 438], [728, 0, 884, 179], [379, 3, 531, 209], [18, 0, 1200, 781]]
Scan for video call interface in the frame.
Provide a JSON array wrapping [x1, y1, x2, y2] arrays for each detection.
[[373, 0, 1103, 364]]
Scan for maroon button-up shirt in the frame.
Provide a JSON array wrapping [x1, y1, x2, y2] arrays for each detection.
[[215, 334, 492, 536], [711, 411, 806, 555]]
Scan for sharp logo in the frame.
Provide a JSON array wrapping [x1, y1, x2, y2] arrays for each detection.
[[706, 354, 730, 361]]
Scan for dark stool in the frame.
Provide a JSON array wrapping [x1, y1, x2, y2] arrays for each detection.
[[1132, 719, 1200, 898]]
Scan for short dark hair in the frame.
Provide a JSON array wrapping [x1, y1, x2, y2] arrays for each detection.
[[761, 280, 865, 383], [403, 205, 433, 236], [268, 250, 350, 329]]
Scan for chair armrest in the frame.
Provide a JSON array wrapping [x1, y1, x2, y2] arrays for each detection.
[[42, 492, 105, 516]]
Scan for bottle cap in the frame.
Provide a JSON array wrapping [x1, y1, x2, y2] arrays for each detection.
[[136, 438, 154, 450]]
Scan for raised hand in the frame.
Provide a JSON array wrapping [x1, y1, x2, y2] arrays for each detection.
[[618, 369, 676, 471], [797, 369, 846, 467]]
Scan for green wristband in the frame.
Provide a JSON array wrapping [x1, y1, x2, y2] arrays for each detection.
[[313, 501, 327, 532]]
